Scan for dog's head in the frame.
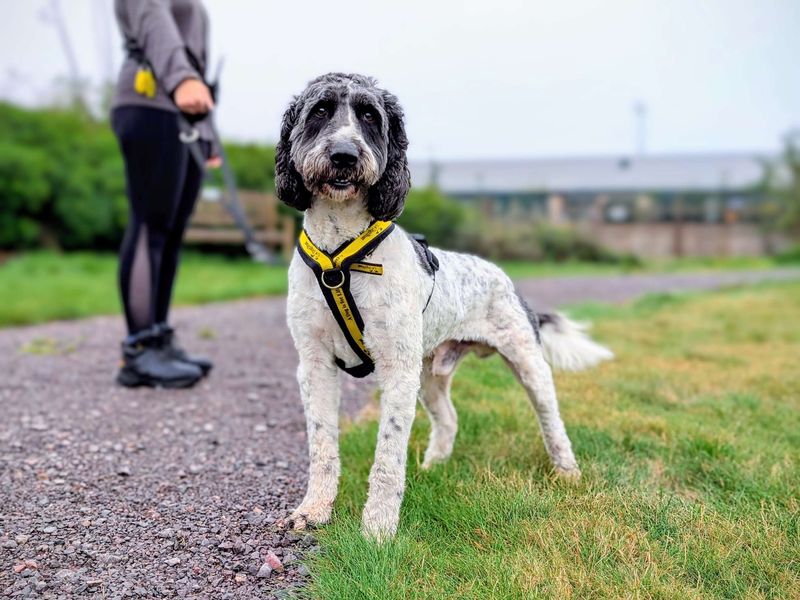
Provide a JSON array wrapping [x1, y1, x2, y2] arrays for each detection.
[[275, 73, 410, 221]]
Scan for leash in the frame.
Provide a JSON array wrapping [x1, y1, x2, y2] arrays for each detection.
[[178, 115, 275, 264], [296, 221, 395, 378]]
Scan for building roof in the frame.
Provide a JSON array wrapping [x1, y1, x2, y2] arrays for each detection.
[[409, 153, 769, 195]]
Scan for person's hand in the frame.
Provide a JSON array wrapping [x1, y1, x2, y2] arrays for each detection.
[[205, 156, 223, 169], [174, 78, 214, 114]]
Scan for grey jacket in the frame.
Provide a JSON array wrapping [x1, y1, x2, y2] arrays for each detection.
[[112, 0, 214, 142]]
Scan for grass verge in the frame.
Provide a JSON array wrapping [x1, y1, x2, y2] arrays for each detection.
[[0, 251, 791, 327], [306, 282, 800, 599]]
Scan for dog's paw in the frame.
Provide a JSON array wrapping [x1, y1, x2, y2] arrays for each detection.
[[554, 465, 582, 482], [361, 506, 398, 544], [421, 453, 448, 470], [289, 499, 333, 531]]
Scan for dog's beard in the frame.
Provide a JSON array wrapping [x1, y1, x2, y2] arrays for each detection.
[[299, 146, 380, 202]]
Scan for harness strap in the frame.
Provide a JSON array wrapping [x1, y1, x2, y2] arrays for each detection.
[[296, 221, 395, 378]]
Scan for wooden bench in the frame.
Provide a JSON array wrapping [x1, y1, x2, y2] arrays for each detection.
[[185, 188, 295, 259]]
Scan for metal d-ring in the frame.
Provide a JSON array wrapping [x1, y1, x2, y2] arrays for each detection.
[[321, 269, 345, 289], [179, 127, 200, 144]]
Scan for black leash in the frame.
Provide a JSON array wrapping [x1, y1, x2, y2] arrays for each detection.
[[178, 114, 274, 264]]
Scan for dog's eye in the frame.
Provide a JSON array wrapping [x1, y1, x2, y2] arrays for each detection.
[[361, 110, 375, 123], [314, 106, 329, 117]]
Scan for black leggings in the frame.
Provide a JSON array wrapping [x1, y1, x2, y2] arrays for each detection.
[[112, 106, 205, 335]]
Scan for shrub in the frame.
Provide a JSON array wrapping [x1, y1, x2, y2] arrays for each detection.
[[0, 102, 279, 250], [397, 187, 470, 247]]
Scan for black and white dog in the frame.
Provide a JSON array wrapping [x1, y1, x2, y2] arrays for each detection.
[[276, 73, 612, 540]]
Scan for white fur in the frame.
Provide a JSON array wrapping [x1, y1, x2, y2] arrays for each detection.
[[286, 195, 612, 541], [539, 315, 615, 372]]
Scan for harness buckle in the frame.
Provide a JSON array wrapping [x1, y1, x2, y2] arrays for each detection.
[[320, 269, 345, 289]]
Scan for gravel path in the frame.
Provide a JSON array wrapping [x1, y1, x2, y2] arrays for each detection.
[[1, 268, 798, 598]]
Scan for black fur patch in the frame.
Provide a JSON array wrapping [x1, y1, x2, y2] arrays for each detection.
[[515, 290, 558, 345], [408, 233, 435, 276]]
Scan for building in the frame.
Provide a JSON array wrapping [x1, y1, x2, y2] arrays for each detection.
[[409, 153, 782, 257]]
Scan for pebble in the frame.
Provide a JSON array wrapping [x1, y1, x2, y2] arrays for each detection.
[[116, 465, 132, 477], [166, 557, 181, 566], [256, 563, 272, 578], [42, 527, 57, 534], [265, 551, 284, 573], [1, 539, 17, 548], [234, 573, 247, 584], [253, 424, 268, 433]]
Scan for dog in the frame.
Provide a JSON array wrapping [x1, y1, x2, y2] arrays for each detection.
[[275, 73, 613, 541]]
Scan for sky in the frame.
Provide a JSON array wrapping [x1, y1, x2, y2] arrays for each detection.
[[1, 0, 798, 160]]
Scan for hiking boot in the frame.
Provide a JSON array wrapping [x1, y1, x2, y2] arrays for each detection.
[[116, 326, 204, 389], [156, 322, 213, 376]]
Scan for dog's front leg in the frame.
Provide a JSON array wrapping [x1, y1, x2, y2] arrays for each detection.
[[361, 343, 423, 542], [290, 352, 340, 530]]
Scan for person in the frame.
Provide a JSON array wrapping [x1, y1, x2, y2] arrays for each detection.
[[111, 0, 219, 388]]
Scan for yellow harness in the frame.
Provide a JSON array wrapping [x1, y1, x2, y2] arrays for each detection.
[[296, 220, 395, 378]]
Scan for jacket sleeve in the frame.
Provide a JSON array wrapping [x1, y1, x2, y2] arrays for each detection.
[[122, 0, 199, 95]]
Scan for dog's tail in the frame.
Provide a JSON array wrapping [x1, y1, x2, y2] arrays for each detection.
[[536, 312, 614, 372]]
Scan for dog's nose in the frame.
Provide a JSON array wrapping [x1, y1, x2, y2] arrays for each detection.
[[330, 142, 358, 169]]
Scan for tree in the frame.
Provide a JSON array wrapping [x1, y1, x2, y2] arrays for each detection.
[[762, 130, 800, 239]]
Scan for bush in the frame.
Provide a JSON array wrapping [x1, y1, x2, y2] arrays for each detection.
[[0, 102, 279, 250], [397, 187, 470, 247]]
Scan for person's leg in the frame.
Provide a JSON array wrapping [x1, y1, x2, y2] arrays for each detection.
[[111, 106, 202, 387], [112, 107, 189, 335], [154, 141, 206, 324]]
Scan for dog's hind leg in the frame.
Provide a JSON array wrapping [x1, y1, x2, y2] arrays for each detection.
[[418, 353, 459, 469], [487, 298, 581, 477]]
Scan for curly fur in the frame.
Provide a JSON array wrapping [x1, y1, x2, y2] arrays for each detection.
[[275, 73, 612, 541]]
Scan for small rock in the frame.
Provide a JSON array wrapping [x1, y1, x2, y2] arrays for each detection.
[[42, 527, 56, 534], [117, 466, 132, 477], [297, 564, 310, 577], [203, 423, 214, 432], [158, 528, 174, 539], [1, 539, 17, 549], [265, 551, 284, 573], [253, 424, 267, 433], [246, 392, 259, 401], [188, 464, 203, 474], [300, 533, 316, 547], [80, 519, 91, 528], [276, 461, 289, 469], [256, 563, 272, 578], [15, 535, 30, 545], [234, 573, 247, 584], [165, 557, 181, 566]]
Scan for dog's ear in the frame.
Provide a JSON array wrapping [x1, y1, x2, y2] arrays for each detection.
[[275, 97, 312, 211], [366, 90, 410, 221]]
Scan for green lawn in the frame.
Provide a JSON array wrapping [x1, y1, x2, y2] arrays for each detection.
[[0, 251, 288, 327], [0, 251, 789, 327], [306, 283, 800, 599]]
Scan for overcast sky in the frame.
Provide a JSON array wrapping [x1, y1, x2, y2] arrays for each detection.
[[2, 0, 798, 160]]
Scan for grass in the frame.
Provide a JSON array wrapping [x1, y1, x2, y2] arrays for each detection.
[[305, 282, 800, 599], [0, 251, 791, 327], [0, 251, 287, 327]]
